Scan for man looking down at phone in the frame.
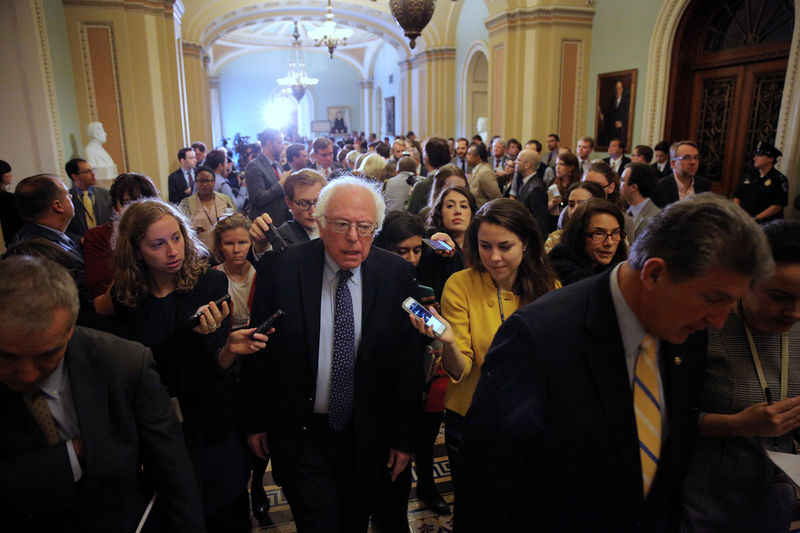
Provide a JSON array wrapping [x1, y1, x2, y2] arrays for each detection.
[[241, 175, 427, 533]]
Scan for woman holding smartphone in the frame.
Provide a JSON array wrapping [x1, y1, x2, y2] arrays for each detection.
[[95, 199, 265, 532], [410, 198, 559, 517], [416, 185, 478, 300], [373, 211, 452, 525]]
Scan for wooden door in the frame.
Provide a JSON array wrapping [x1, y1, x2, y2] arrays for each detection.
[[688, 59, 787, 194]]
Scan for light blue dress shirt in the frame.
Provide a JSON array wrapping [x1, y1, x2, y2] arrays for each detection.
[[314, 252, 363, 414], [609, 262, 668, 436], [39, 358, 83, 481]]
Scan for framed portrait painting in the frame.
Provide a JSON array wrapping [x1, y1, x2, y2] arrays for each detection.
[[385, 97, 395, 136], [328, 106, 350, 134], [595, 69, 637, 151]]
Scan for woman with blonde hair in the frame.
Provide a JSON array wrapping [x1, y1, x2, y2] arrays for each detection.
[[95, 198, 267, 531], [358, 152, 389, 181]]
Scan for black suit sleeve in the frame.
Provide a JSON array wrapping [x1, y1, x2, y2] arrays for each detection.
[[390, 272, 428, 453], [525, 186, 551, 237], [129, 346, 207, 531], [457, 312, 547, 532], [168, 171, 189, 205]]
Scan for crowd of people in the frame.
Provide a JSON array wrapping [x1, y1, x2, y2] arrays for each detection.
[[0, 126, 798, 533]]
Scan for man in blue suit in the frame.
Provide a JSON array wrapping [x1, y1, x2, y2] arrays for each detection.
[[457, 194, 773, 532]]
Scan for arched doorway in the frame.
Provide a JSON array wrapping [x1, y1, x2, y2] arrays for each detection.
[[664, 0, 794, 194], [464, 49, 489, 138]]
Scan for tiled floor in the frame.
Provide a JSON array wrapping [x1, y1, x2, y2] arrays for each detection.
[[249, 427, 452, 532]]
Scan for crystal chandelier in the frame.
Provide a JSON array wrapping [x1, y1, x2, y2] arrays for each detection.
[[307, 0, 354, 59], [276, 21, 319, 102]]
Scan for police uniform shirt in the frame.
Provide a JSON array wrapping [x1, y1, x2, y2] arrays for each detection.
[[734, 167, 788, 222]]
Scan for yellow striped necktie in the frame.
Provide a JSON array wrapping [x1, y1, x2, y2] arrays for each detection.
[[82, 190, 96, 228], [634, 333, 661, 496]]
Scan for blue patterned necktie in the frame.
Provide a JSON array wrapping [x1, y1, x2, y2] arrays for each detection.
[[329, 269, 354, 431]]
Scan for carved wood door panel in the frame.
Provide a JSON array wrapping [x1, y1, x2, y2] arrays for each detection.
[[688, 59, 786, 194]]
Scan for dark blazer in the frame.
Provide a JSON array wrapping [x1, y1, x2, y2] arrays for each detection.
[[240, 239, 426, 485], [0, 190, 23, 246], [168, 168, 193, 205], [652, 174, 712, 208], [516, 173, 550, 236], [0, 327, 205, 532], [652, 161, 672, 178], [277, 219, 311, 246], [67, 186, 111, 238], [458, 270, 706, 532], [9, 222, 92, 307], [603, 155, 632, 173], [244, 153, 291, 225]]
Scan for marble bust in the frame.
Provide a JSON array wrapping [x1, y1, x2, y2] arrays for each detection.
[[84, 122, 117, 181], [476, 116, 488, 144]]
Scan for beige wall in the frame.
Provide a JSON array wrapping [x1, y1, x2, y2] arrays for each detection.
[[62, 1, 186, 196]]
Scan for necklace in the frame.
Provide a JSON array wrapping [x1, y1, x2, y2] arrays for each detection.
[[224, 263, 250, 284]]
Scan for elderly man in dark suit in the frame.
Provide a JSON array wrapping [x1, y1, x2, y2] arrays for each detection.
[[652, 140, 712, 208], [245, 128, 291, 225], [241, 176, 426, 533], [456, 194, 772, 532], [65, 159, 111, 240], [0, 256, 205, 532]]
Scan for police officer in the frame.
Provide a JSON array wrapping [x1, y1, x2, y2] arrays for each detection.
[[734, 141, 788, 223]]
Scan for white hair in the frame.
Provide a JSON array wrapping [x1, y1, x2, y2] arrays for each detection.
[[314, 175, 386, 230]]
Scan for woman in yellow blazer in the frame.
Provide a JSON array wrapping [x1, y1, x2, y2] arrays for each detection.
[[411, 198, 559, 516]]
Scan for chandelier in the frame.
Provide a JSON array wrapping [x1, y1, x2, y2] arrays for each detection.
[[371, 0, 457, 49], [276, 21, 319, 102], [307, 0, 353, 58]]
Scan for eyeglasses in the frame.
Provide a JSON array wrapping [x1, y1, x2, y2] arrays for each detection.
[[196, 179, 215, 184], [322, 217, 377, 237], [586, 229, 624, 243], [671, 155, 700, 162], [77, 168, 96, 174], [293, 199, 318, 211]]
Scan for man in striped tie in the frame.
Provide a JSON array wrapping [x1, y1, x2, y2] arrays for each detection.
[[456, 193, 774, 532]]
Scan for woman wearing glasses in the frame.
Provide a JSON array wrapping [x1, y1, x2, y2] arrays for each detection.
[[410, 198, 559, 517], [179, 165, 235, 251], [549, 198, 628, 286]]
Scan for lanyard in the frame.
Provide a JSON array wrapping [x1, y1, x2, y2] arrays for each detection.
[[496, 286, 506, 323], [738, 300, 790, 402], [200, 198, 219, 227]]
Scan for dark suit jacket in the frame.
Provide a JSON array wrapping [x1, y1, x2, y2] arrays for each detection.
[[0, 190, 22, 246], [68, 186, 111, 238], [9, 222, 92, 307], [0, 327, 205, 532], [168, 168, 193, 204], [277, 219, 311, 246], [603, 155, 632, 173], [240, 239, 426, 486], [652, 174, 712, 208], [652, 161, 672, 178], [516, 174, 550, 236], [458, 270, 706, 532], [244, 153, 290, 225]]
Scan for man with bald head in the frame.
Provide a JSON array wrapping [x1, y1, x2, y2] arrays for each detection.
[[511, 149, 549, 235], [241, 176, 426, 533]]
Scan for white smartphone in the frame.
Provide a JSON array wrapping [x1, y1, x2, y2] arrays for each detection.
[[402, 297, 447, 338]]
